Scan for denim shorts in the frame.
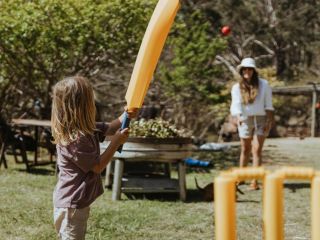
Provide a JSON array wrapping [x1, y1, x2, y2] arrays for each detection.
[[237, 115, 267, 138]]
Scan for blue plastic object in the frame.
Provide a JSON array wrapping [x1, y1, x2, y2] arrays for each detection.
[[184, 157, 210, 167], [121, 112, 131, 130], [117, 112, 131, 153]]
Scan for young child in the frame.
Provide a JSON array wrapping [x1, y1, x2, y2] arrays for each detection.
[[51, 76, 137, 239]]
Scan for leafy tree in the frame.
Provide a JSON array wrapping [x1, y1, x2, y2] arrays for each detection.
[[0, 0, 156, 119], [210, 0, 320, 80], [157, 6, 228, 139], [0, 0, 230, 140]]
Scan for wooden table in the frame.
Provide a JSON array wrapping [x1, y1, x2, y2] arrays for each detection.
[[11, 119, 54, 170], [100, 138, 193, 201], [12, 119, 51, 127]]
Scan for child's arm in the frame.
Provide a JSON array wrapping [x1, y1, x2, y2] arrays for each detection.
[[104, 116, 122, 136], [105, 108, 139, 136], [92, 128, 129, 173]]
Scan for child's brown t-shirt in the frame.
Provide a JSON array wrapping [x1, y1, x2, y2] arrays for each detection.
[[53, 122, 108, 209]]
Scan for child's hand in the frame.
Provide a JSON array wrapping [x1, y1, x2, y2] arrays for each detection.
[[124, 106, 139, 119], [113, 128, 129, 145]]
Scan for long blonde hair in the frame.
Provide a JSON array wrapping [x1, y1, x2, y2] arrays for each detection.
[[239, 69, 259, 104], [51, 76, 96, 145]]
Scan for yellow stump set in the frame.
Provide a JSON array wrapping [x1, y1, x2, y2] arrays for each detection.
[[214, 167, 320, 240]]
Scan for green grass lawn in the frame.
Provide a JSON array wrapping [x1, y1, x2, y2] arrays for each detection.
[[0, 138, 319, 240]]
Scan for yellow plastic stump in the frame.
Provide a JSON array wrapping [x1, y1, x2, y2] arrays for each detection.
[[214, 167, 320, 239], [264, 173, 284, 240], [312, 176, 320, 240], [214, 175, 236, 240]]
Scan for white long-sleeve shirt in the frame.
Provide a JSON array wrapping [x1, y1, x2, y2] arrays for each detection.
[[230, 78, 274, 117]]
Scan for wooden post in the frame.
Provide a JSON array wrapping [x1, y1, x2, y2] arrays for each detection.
[[311, 87, 317, 137], [0, 142, 8, 169], [178, 160, 186, 201], [112, 159, 124, 201], [105, 161, 114, 188]]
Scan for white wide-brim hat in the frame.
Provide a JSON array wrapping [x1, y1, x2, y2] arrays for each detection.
[[236, 57, 257, 73]]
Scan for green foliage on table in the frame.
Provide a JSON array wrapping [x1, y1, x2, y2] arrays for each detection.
[[130, 118, 191, 138]]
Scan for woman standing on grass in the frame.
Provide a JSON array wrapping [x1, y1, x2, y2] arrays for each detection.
[[51, 76, 137, 239], [230, 57, 274, 190]]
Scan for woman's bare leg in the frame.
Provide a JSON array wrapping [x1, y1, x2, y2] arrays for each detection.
[[250, 135, 265, 189], [252, 135, 265, 167], [240, 137, 252, 167]]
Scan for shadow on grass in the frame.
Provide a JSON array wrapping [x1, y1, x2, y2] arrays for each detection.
[[123, 189, 214, 202], [17, 165, 56, 175], [107, 184, 311, 203], [236, 199, 261, 203], [284, 182, 310, 192], [185, 189, 206, 203], [186, 160, 238, 174], [186, 189, 261, 203], [123, 192, 182, 202]]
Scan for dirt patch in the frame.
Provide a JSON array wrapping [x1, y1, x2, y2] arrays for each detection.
[[233, 137, 320, 239], [263, 137, 320, 168]]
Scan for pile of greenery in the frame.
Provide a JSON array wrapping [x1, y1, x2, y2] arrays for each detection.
[[129, 118, 191, 138]]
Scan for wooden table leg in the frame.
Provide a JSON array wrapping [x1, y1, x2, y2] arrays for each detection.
[[34, 126, 39, 164], [18, 135, 30, 172], [164, 163, 171, 177], [112, 159, 124, 201], [178, 160, 187, 201], [0, 142, 8, 169], [105, 160, 114, 188]]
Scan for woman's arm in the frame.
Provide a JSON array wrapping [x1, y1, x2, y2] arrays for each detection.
[[266, 110, 274, 125], [230, 84, 243, 125], [263, 81, 275, 134], [264, 110, 274, 135], [264, 81, 274, 111]]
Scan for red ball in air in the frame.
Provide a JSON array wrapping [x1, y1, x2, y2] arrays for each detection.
[[221, 26, 231, 36], [316, 102, 320, 109]]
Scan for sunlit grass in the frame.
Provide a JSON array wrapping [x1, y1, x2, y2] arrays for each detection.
[[0, 138, 319, 239]]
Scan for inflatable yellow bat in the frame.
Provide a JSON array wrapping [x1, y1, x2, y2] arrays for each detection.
[[125, 0, 180, 110], [118, 0, 180, 152]]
